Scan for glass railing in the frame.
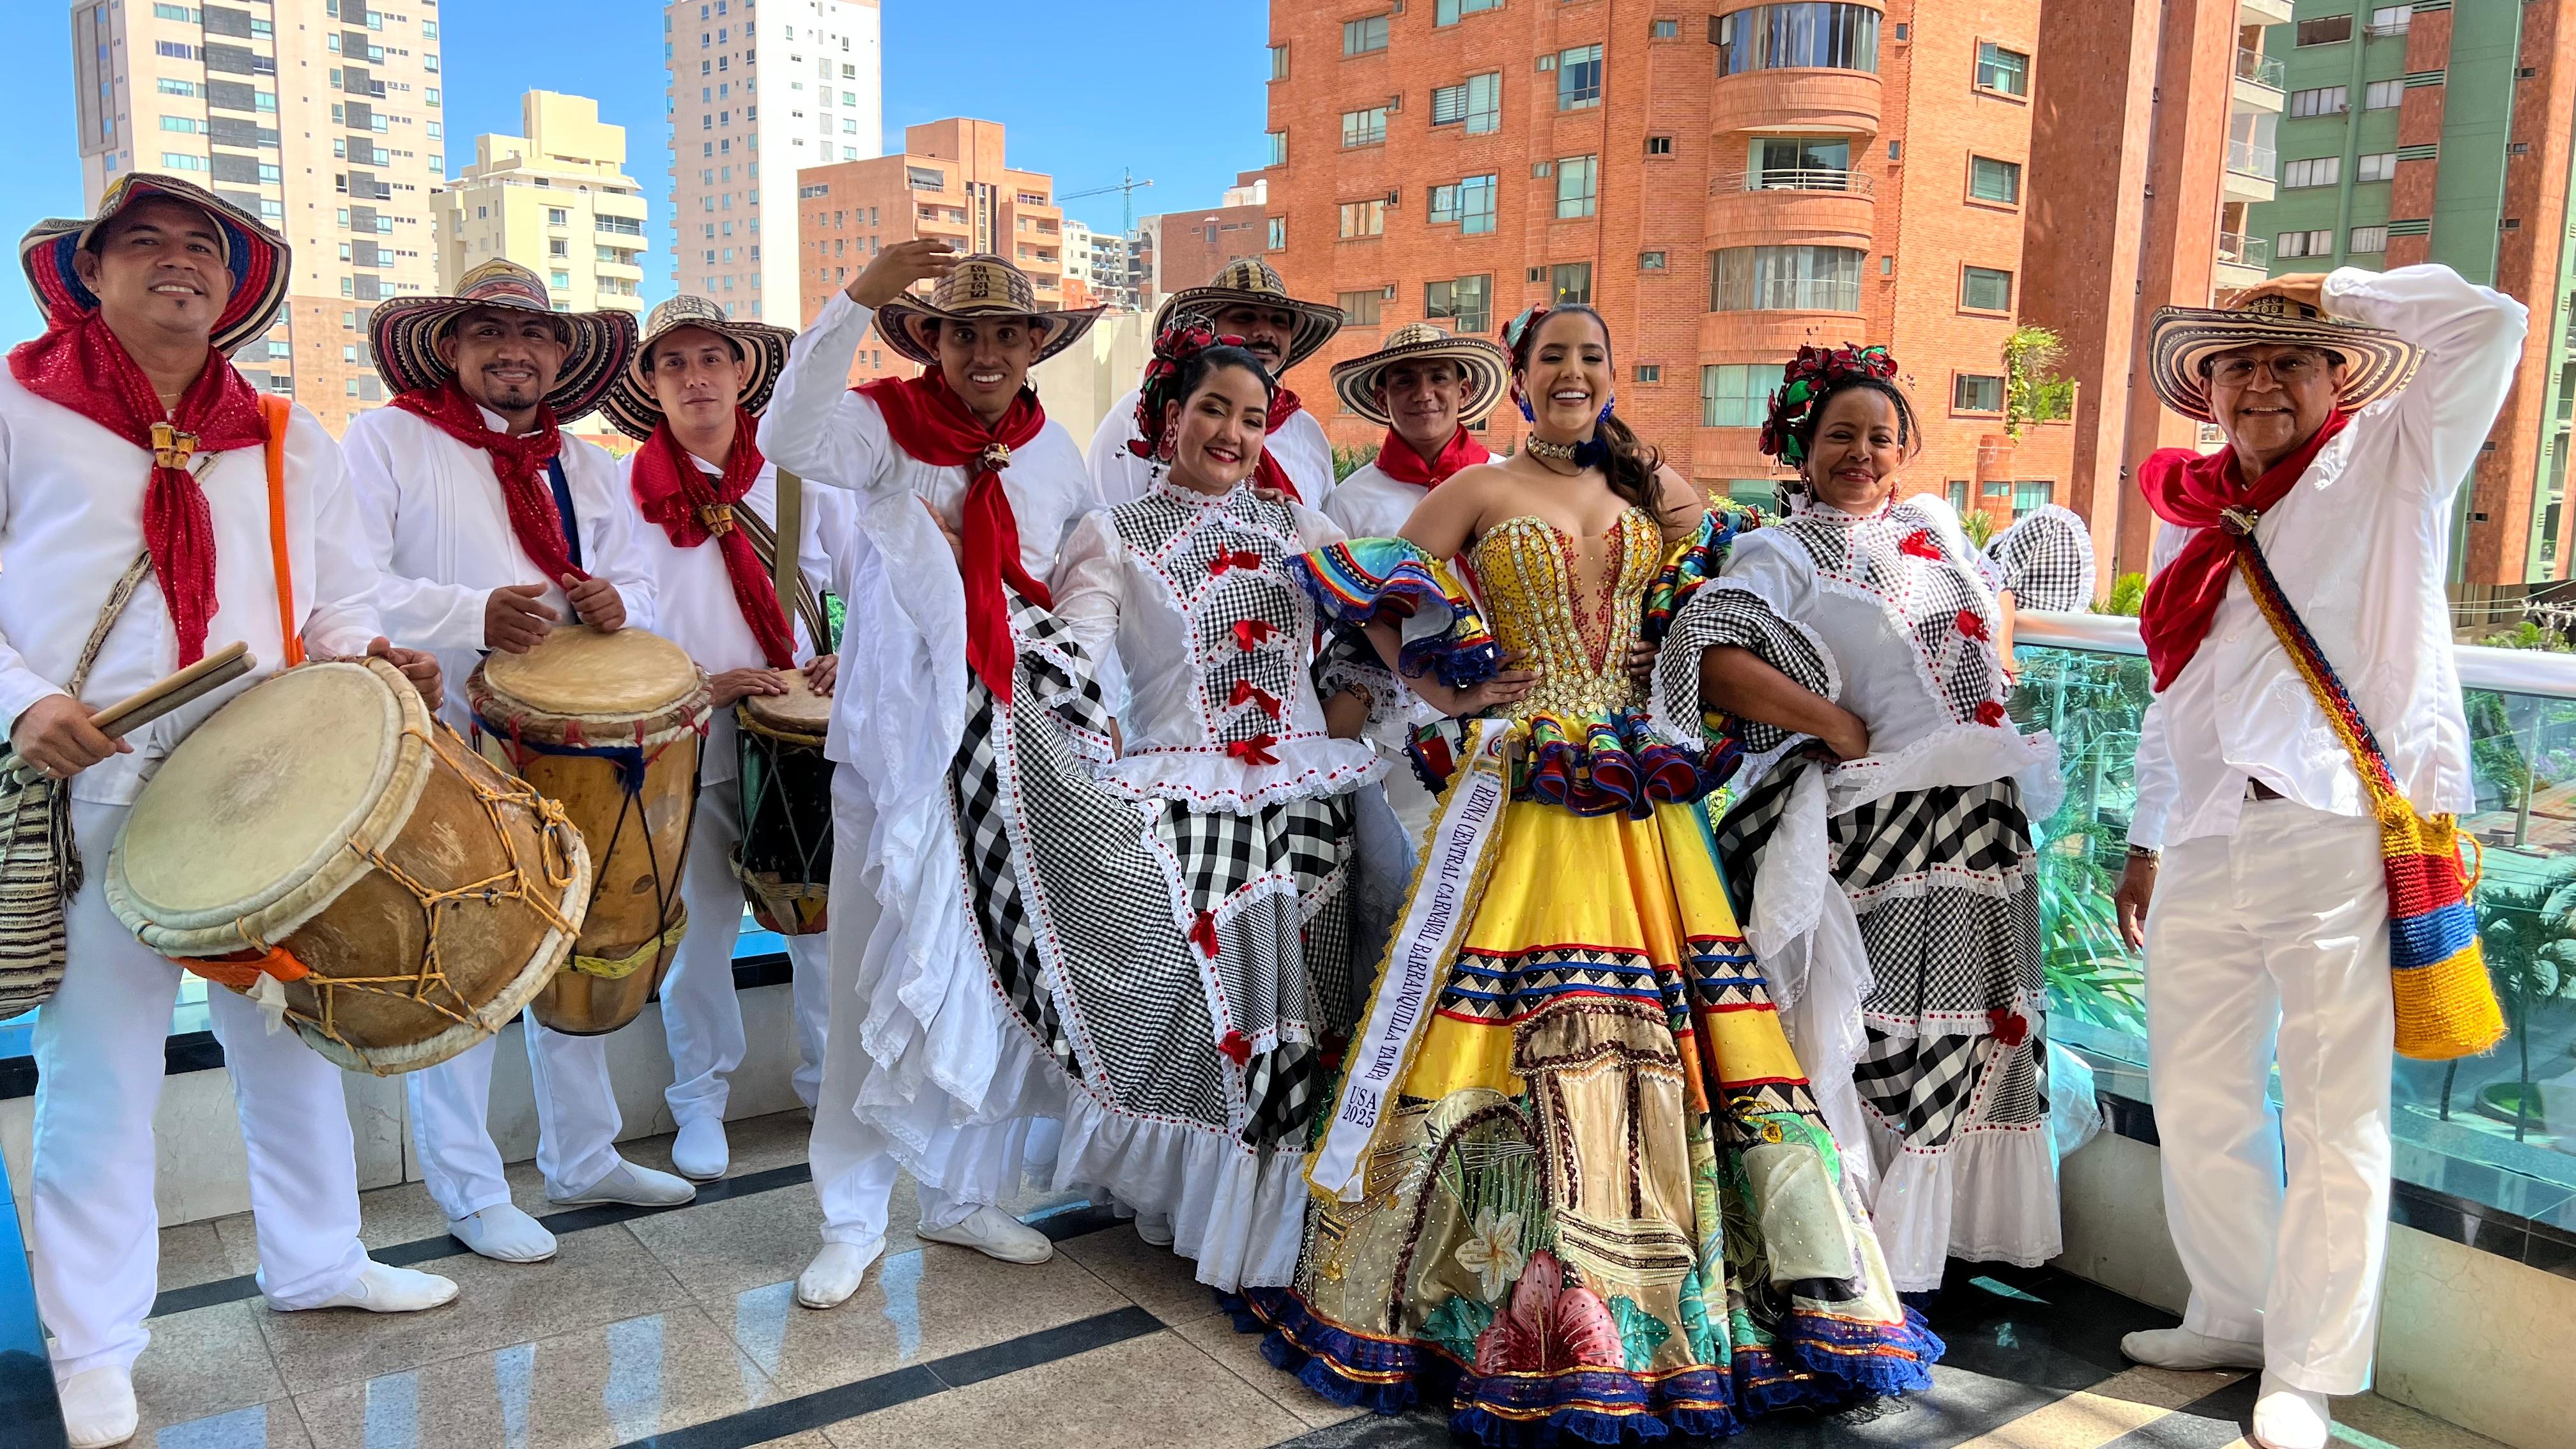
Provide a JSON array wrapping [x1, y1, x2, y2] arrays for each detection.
[[2226, 140, 2278, 179], [2014, 612, 2576, 1230], [2216, 230, 2271, 268], [2235, 45, 2287, 89]]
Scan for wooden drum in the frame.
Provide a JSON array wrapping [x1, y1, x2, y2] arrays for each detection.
[[734, 675, 833, 936], [105, 657, 594, 1076], [469, 625, 710, 1036]]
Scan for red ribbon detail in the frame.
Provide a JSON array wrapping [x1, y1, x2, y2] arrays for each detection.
[[1975, 700, 2009, 728], [1899, 529, 1943, 561], [1988, 1008, 2030, 1048], [1232, 618, 1278, 651], [1227, 735, 1281, 766], [1189, 910, 1220, 958], [1209, 549, 1266, 576], [1229, 680, 1283, 718], [1217, 1029, 1252, 1066], [1954, 608, 1989, 641]]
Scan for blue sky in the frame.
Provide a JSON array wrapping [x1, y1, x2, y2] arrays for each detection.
[[0, 0, 1270, 341]]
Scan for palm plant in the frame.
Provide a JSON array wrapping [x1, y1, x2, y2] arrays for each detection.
[[2460, 859, 2576, 1138], [1332, 443, 1381, 482]]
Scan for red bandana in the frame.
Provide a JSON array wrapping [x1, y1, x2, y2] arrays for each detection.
[[391, 381, 585, 585], [1372, 425, 1491, 488], [855, 372, 1050, 703], [2135, 410, 2351, 692], [1255, 386, 1307, 505], [630, 413, 797, 668], [9, 309, 264, 666]]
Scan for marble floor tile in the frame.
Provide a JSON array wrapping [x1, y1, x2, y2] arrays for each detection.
[[130, 1301, 291, 1435], [624, 1174, 912, 1309], [252, 1222, 691, 1396], [130, 1397, 318, 1449], [1170, 1309, 1362, 1430], [1948, 1367, 2237, 1448], [742, 1242, 1130, 1398], [695, 1108, 819, 1178], [819, 1330, 1305, 1449], [1053, 1223, 1225, 1325], [2331, 1392, 2513, 1449], [293, 1303, 777, 1449], [157, 1218, 249, 1292]]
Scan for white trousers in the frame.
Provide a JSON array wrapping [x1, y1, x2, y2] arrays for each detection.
[[660, 775, 830, 1124], [406, 1017, 627, 1220], [32, 800, 371, 1381], [2144, 797, 2394, 1397]]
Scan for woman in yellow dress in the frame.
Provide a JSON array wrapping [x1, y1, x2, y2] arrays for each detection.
[[1246, 305, 1936, 1442]]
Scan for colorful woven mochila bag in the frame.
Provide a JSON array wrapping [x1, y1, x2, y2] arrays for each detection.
[[2227, 513, 2505, 1061]]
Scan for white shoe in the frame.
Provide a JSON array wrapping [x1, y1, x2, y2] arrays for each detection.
[[671, 1117, 730, 1181], [2119, 1327, 2265, 1372], [448, 1204, 558, 1263], [59, 1365, 137, 1449], [2251, 1374, 2332, 1449], [282, 1260, 461, 1313], [549, 1159, 697, 1209], [917, 1204, 1054, 1264], [1135, 1211, 1175, 1248], [796, 1237, 887, 1309]]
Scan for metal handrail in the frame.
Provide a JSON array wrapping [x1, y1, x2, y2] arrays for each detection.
[[2235, 46, 2286, 89], [2217, 231, 2271, 266], [2016, 611, 2576, 698], [2225, 141, 2276, 178], [1710, 168, 1876, 196]]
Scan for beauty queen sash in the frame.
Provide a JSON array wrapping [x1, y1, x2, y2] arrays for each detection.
[[1308, 717, 1515, 1201]]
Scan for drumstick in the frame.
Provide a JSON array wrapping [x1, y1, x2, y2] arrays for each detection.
[[0, 643, 255, 788]]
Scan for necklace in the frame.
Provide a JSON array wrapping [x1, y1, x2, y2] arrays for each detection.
[[1524, 436, 1579, 464], [1524, 433, 1609, 473]]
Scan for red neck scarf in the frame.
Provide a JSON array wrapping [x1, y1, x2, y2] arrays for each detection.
[[631, 414, 797, 668], [2136, 409, 2351, 691], [1373, 424, 1490, 488], [1255, 386, 1307, 505], [390, 381, 584, 584], [9, 309, 264, 666], [856, 372, 1049, 702]]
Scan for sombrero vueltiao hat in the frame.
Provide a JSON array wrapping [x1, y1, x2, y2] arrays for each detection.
[[368, 259, 638, 420], [1154, 257, 1344, 372], [18, 172, 289, 355], [1329, 321, 1510, 427], [600, 294, 794, 441], [875, 253, 1104, 369], [2147, 291, 2424, 425]]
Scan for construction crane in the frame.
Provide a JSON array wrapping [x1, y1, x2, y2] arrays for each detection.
[[1061, 169, 1154, 236]]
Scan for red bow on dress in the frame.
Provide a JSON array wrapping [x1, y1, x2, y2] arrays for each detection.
[[1209, 549, 1265, 575], [1232, 618, 1278, 652], [1229, 681, 1282, 718], [1227, 735, 1281, 766]]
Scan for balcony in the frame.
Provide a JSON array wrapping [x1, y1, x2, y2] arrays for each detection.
[[2223, 139, 2277, 203], [2238, 0, 2292, 21], [2234, 47, 2285, 113], [1709, 66, 1882, 140], [1711, 167, 1875, 195], [1703, 167, 1875, 253], [2216, 229, 2269, 289]]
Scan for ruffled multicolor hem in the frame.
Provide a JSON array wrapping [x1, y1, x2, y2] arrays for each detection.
[[1293, 537, 1503, 688], [1522, 709, 1737, 817]]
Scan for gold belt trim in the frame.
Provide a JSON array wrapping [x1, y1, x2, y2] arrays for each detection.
[[569, 907, 690, 981]]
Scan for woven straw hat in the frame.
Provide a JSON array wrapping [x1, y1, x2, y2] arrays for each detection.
[[1329, 322, 1510, 427], [19, 172, 289, 355], [1153, 257, 1344, 372], [367, 259, 639, 420], [875, 253, 1104, 369], [2147, 293, 2424, 425], [599, 295, 793, 441]]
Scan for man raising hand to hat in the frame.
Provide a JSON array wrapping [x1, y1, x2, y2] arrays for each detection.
[[2112, 265, 2524, 1449]]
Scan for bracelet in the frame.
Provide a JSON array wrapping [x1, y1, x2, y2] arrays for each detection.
[[2125, 844, 2162, 861]]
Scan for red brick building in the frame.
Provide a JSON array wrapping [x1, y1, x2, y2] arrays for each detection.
[[1139, 188, 1273, 300], [1262, 0, 2073, 523]]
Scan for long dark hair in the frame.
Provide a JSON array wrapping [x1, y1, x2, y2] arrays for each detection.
[[1506, 303, 1662, 510]]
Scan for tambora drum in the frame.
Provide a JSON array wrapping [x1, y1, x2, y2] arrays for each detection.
[[735, 673, 833, 935], [470, 625, 710, 1036], [105, 657, 592, 1075]]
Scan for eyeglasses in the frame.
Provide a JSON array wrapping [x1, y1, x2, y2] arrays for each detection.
[[2206, 352, 2330, 388]]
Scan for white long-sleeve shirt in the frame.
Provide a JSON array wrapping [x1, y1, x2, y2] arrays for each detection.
[[622, 448, 848, 785], [2128, 264, 2526, 848], [0, 369, 384, 804], [1085, 385, 1336, 514], [344, 401, 659, 728]]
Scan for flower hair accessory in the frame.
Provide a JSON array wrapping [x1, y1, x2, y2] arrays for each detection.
[[1128, 311, 1254, 461], [1758, 343, 1899, 466]]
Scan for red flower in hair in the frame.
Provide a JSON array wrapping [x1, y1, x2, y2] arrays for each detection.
[[1128, 313, 1252, 461]]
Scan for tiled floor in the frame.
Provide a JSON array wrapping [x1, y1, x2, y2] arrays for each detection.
[[109, 1111, 2507, 1449]]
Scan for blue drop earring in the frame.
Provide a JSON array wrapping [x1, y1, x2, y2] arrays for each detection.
[[1516, 392, 1536, 423]]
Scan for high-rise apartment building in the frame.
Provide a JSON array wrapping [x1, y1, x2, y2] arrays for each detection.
[[2245, 1, 2576, 592], [792, 118, 1069, 381], [664, 0, 881, 323], [70, 0, 449, 431], [1068, 220, 1140, 310], [433, 91, 648, 319], [1263, 0, 2074, 514]]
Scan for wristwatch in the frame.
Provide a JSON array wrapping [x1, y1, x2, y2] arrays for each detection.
[[2125, 843, 2162, 862]]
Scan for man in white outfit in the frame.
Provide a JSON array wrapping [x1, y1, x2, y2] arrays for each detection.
[[346, 259, 694, 1265], [599, 296, 845, 1180], [761, 242, 1102, 1307], [1085, 257, 1342, 511], [2111, 266, 2525, 1449], [4, 175, 456, 1449], [1321, 320, 1508, 541]]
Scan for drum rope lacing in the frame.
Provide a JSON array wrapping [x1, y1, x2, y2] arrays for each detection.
[[485, 712, 698, 982]]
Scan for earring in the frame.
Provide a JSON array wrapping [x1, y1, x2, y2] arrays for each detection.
[[1515, 394, 1535, 423]]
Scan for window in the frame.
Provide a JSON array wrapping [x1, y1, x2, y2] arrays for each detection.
[[2365, 79, 2403, 109], [1634, 365, 1662, 383], [1557, 44, 1603, 109], [2368, 3, 2409, 31], [2357, 151, 2398, 182], [1344, 15, 1390, 55], [2296, 13, 2353, 45], [1556, 155, 1598, 218], [2012, 479, 2054, 517], [1715, 4, 1881, 75], [1339, 199, 1385, 238], [1267, 216, 1288, 250], [907, 165, 944, 190], [548, 238, 569, 258], [160, 151, 207, 171], [1268, 130, 1287, 166], [1338, 289, 1386, 325], [158, 79, 199, 97], [1550, 262, 1593, 305], [1436, 0, 1502, 23], [1962, 265, 2013, 311], [1701, 364, 1782, 427], [156, 41, 197, 59], [2282, 155, 2341, 188], [1947, 480, 1970, 510], [549, 270, 571, 290], [1425, 274, 1492, 334], [1976, 42, 2029, 96], [547, 207, 569, 226], [1954, 372, 2005, 412], [1270, 43, 1289, 80], [2349, 225, 2389, 254], [1432, 72, 1502, 133], [160, 116, 205, 134], [1968, 155, 2023, 204], [1640, 251, 1667, 270], [1652, 18, 1680, 38], [2288, 85, 2348, 116], [1708, 245, 1864, 312], [1429, 173, 1498, 234], [1341, 107, 1388, 148]]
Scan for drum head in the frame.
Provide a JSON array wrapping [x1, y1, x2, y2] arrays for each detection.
[[742, 673, 833, 735], [483, 625, 700, 719], [118, 663, 405, 917]]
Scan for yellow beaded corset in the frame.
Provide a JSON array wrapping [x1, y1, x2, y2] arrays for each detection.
[[1468, 509, 1662, 723]]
